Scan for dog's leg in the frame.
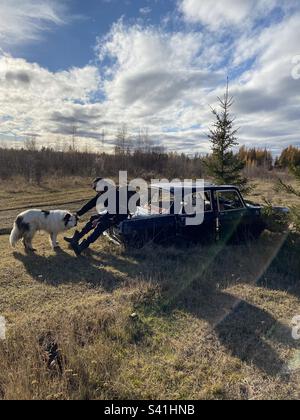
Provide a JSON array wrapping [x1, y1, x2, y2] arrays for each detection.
[[28, 235, 36, 251], [24, 232, 36, 252], [50, 233, 59, 249], [22, 237, 27, 250]]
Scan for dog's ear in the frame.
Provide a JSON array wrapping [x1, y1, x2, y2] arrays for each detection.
[[63, 213, 71, 226]]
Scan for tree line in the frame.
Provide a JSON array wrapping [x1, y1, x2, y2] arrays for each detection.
[[0, 146, 207, 184], [239, 146, 300, 170], [0, 142, 297, 185]]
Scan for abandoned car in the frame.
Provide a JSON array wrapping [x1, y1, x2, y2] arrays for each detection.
[[106, 183, 280, 248]]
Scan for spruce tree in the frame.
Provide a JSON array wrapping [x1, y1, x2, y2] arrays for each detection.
[[206, 82, 248, 191], [276, 165, 300, 232]]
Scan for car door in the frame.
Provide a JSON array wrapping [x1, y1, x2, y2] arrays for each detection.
[[179, 190, 216, 243], [216, 189, 248, 241]]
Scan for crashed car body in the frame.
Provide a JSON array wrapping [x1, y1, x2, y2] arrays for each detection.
[[106, 183, 285, 248]]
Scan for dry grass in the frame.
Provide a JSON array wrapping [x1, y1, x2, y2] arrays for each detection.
[[247, 177, 300, 207], [0, 178, 300, 400], [0, 177, 91, 233]]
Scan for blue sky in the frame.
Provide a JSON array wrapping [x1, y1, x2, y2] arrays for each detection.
[[0, 0, 300, 154], [14, 0, 176, 72]]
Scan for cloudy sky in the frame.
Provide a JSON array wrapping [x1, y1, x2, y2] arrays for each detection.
[[0, 0, 300, 155]]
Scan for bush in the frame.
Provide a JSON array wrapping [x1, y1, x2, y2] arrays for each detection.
[[261, 200, 290, 233]]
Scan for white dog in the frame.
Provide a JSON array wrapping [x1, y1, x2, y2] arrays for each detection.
[[9, 209, 78, 251]]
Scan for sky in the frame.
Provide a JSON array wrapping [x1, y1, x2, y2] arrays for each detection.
[[0, 0, 300, 155]]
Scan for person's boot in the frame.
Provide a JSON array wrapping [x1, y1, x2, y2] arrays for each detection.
[[71, 240, 90, 256], [64, 230, 81, 244]]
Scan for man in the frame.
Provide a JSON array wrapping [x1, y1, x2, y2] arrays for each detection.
[[64, 177, 138, 256]]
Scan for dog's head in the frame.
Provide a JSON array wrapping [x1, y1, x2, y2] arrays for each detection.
[[63, 212, 78, 229]]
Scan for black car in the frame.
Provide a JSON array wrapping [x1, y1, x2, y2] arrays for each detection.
[[106, 183, 284, 248]]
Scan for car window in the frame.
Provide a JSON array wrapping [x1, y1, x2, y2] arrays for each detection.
[[190, 191, 212, 212], [146, 189, 213, 214], [149, 189, 175, 214], [217, 190, 244, 211]]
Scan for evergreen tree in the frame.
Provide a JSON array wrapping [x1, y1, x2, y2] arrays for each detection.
[[206, 82, 248, 191], [277, 164, 300, 232]]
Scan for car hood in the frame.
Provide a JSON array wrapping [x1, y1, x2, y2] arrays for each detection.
[[245, 202, 263, 210], [246, 202, 290, 214], [271, 206, 290, 214]]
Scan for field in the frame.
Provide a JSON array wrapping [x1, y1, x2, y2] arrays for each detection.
[[0, 177, 300, 400]]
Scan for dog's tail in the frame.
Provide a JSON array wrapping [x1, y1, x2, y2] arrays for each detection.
[[9, 219, 23, 248]]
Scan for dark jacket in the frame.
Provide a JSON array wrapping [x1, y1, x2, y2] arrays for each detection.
[[77, 194, 99, 217], [77, 188, 139, 217]]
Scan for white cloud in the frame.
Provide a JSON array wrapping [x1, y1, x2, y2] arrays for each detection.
[[228, 12, 300, 150], [0, 0, 66, 46], [180, 0, 253, 28], [179, 0, 297, 30], [140, 7, 152, 15], [96, 22, 224, 128], [95, 12, 300, 153], [0, 53, 102, 145], [0, 21, 226, 152], [1, 2, 300, 155]]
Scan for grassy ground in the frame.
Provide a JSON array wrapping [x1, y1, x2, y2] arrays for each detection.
[[247, 176, 300, 207], [0, 177, 300, 400], [0, 177, 91, 233]]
